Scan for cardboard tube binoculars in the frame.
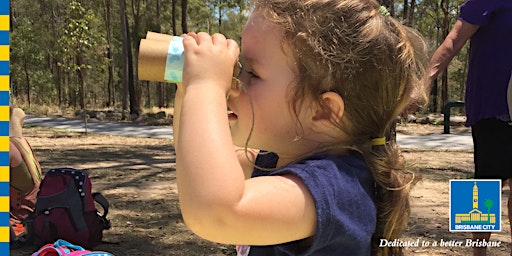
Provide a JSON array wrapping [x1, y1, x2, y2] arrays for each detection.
[[138, 31, 183, 83], [138, 31, 240, 88]]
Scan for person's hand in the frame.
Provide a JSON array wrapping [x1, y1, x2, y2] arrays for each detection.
[[181, 32, 240, 94]]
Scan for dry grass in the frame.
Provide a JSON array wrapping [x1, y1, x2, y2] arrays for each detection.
[[10, 123, 511, 256]]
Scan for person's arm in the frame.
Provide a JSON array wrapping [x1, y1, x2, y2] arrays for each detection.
[[404, 19, 479, 115], [175, 32, 316, 245], [427, 19, 479, 83], [9, 140, 23, 167], [174, 87, 257, 178]]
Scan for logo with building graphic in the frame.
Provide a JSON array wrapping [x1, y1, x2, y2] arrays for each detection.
[[450, 180, 501, 232]]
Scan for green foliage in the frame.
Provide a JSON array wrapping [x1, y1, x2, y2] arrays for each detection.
[[11, 0, 469, 114], [11, 0, 251, 111], [411, 0, 469, 112], [58, 1, 101, 71]]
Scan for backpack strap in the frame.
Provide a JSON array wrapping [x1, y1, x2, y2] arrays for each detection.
[[92, 193, 111, 230]]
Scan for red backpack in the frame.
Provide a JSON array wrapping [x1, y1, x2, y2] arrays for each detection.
[[30, 168, 111, 249]]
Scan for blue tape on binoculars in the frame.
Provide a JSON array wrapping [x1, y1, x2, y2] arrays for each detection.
[[164, 36, 184, 83]]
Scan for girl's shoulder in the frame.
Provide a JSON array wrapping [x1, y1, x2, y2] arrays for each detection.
[[252, 152, 374, 203], [250, 152, 376, 255]]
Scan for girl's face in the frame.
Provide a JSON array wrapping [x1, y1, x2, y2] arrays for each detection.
[[227, 11, 316, 161]]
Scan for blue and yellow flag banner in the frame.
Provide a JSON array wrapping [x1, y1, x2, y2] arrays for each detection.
[[0, 0, 9, 253]]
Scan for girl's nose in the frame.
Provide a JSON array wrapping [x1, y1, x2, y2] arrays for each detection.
[[228, 82, 241, 99]]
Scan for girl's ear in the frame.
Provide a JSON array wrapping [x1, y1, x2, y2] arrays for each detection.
[[311, 91, 345, 132]]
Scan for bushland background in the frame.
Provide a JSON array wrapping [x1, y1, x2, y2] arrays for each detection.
[[10, 0, 469, 116]]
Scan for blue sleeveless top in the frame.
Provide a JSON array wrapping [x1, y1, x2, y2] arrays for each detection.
[[240, 152, 376, 256]]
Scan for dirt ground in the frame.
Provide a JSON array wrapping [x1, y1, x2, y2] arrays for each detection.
[[10, 123, 511, 256]]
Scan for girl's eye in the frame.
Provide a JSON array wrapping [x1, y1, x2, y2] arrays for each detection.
[[234, 60, 259, 90], [237, 60, 258, 78], [240, 64, 258, 79], [244, 69, 257, 78]]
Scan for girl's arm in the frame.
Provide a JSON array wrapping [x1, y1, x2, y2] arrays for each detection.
[[235, 146, 259, 179], [175, 32, 316, 245], [172, 74, 256, 178]]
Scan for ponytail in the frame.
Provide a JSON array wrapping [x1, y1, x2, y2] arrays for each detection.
[[360, 141, 418, 256]]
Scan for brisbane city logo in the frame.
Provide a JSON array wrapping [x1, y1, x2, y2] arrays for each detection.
[[450, 179, 501, 232]]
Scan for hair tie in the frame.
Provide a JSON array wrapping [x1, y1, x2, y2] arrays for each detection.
[[371, 137, 386, 146], [378, 6, 391, 17]]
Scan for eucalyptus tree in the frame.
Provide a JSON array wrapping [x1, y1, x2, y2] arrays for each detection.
[[58, 0, 107, 110], [10, 0, 255, 113]]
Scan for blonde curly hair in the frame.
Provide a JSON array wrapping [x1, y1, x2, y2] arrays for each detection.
[[252, 0, 428, 255]]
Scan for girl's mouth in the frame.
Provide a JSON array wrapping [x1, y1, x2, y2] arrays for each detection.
[[228, 110, 238, 121]]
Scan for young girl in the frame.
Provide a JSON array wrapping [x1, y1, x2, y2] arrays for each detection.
[[174, 0, 427, 255]]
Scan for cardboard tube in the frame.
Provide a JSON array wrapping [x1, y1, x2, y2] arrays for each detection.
[[138, 31, 239, 87], [138, 38, 169, 82], [139, 31, 185, 83], [146, 31, 174, 42]]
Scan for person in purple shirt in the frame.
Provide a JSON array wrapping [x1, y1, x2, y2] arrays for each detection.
[[411, 0, 512, 255]]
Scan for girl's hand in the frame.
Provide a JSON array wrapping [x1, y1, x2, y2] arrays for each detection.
[[181, 32, 240, 94]]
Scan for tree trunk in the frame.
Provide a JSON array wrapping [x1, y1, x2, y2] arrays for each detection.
[[75, 55, 87, 110], [460, 48, 469, 99], [104, 0, 115, 107], [129, 0, 142, 116], [120, 0, 129, 120], [430, 79, 439, 113], [403, 0, 409, 24], [23, 59, 31, 107], [157, 0, 165, 108], [181, 0, 188, 33], [218, 0, 222, 33], [441, 69, 448, 112], [126, 13, 138, 116], [76, 55, 88, 134], [55, 60, 62, 107], [408, 0, 416, 25], [172, 0, 177, 35], [146, 81, 150, 108], [440, 0, 450, 112]]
